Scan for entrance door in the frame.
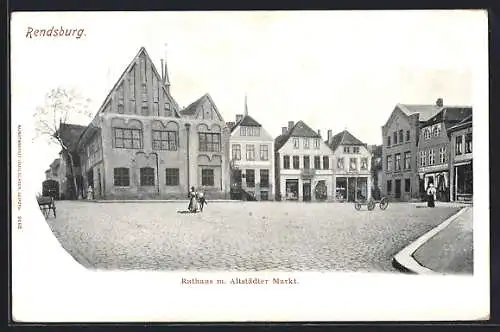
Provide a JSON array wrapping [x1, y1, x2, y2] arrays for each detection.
[[395, 179, 401, 199], [97, 168, 102, 198], [303, 181, 311, 202], [86, 169, 94, 198]]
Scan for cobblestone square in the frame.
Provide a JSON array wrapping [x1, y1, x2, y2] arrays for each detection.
[[45, 201, 461, 272]]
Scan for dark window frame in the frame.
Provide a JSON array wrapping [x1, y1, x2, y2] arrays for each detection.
[[140, 167, 155, 186], [260, 169, 269, 187], [113, 127, 142, 149], [114, 167, 130, 187], [199, 132, 221, 152], [201, 169, 215, 186], [152, 130, 178, 151], [165, 168, 180, 186], [246, 169, 255, 187]]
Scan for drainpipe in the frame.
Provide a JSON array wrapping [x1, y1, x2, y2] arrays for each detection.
[[185, 123, 191, 193]]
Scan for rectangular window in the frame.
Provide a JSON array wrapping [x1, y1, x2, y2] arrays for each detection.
[[439, 147, 446, 164], [140, 167, 155, 186], [353, 147, 360, 154], [393, 131, 398, 144], [152, 130, 177, 151], [456, 136, 463, 155], [246, 145, 255, 160], [314, 138, 320, 149], [399, 130, 404, 143], [232, 144, 241, 160], [428, 149, 435, 166], [202, 169, 214, 186], [387, 180, 392, 194], [395, 153, 401, 171], [404, 179, 411, 192], [293, 156, 300, 169], [465, 133, 472, 154], [360, 157, 368, 170], [303, 156, 310, 169], [337, 157, 344, 170], [165, 168, 179, 186], [260, 145, 269, 161], [433, 124, 441, 137], [406, 130, 410, 142], [246, 169, 255, 187], [404, 151, 411, 170], [314, 156, 321, 169], [424, 128, 431, 140], [240, 127, 246, 136], [344, 147, 350, 153], [420, 151, 426, 167], [199, 133, 221, 152], [114, 128, 142, 149], [113, 168, 130, 186], [293, 138, 299, 149], [387, 136, 391, 146], [260, 191, 269, 201], [304, 138, 310, 149], [386, 155, 393, 172], [349, 158, 357, 171], [283, 155, 290, 169], [260, 169, 269, 187], [323, 156, 330, 170]]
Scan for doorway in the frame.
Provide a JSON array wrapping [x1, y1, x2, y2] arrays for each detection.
[[395, 179, 401, 199], [86, 169, 94, 198], [303, 180, 311, 202]]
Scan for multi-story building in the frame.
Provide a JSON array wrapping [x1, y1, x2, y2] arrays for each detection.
[[417, 105, 472, 201], [75, 46, 230, 200], [448, 114, 473, 202], [42, 158, 61, 198], [227, 101, 275, 201], [326, 130, 372, 202], [274, 121, 334, 201], [381, 99, 445, 201]]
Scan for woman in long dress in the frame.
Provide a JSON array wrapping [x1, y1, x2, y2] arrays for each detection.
[[188, 187, 198, 212], [426, 183, 436, 208]]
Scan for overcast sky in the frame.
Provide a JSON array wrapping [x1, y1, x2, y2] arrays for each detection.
[[11, 10, 486, 193]]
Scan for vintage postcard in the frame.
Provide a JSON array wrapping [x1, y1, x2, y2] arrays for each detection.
[[10, 10, 489, 322]]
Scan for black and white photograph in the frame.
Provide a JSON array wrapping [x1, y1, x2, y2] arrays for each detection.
[[11, 10, 489, 322]]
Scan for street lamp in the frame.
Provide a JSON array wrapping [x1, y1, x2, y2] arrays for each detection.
[[185, 123, 191, 193]]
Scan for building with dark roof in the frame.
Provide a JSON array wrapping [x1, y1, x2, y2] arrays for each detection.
[[381, 98, 449, 201], [325, 130, 372, 202], [227, 96, 275, 200], [274, 120, 334, 201], [417, 105, 472, 202], [74, 46, 230, 200], [447, 114, 473, 202]]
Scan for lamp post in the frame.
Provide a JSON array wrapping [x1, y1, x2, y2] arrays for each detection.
[[185, 123, 191, 193]]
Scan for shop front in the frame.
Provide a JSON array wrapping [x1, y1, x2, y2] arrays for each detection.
[[453, 161, 473, 202], [335, 176, 369, 202]]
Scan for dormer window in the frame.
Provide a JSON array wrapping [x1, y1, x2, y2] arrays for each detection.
[[424, 128, 431, 140], [433, 124, 441, 137]]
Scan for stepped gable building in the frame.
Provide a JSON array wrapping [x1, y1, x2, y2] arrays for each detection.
[[447, 114, 473, 202], [75, 46, 230, 200], [227, 97, 275, 201], [381, 99, 444, 201], [274, 120, 334, 201], [417, 104, 472, 202], [326, 130, 372, 202]]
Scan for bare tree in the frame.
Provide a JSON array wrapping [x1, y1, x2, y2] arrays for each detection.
[[33, 87, 93, 199]]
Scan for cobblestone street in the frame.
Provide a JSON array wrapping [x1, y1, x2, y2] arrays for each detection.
[[45, 201, 461, 272]]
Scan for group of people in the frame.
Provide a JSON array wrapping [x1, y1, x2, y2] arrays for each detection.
[[187, 187, 207, 213]]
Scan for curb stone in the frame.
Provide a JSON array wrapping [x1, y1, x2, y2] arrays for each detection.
[[392, 207, 469, 275]]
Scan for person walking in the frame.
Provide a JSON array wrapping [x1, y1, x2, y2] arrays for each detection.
[[426, 183, 437, 208]]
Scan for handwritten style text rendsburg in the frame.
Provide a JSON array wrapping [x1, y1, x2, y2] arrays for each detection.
[[26, 27, 86, 39]]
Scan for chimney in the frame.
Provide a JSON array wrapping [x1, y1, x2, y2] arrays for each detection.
[[235, 114, 243, 122], [436, 98, 443, 107], [288, 121, 294, 131], [282, 127, 288, 135], [317, 129, 321, 137], [327, 130, 333, 143]]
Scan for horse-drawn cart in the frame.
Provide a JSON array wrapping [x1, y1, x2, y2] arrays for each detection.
[[354, 197, 389, 211], [37, 196, 56, 218]]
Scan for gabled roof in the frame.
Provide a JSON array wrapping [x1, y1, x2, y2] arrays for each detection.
[[397, 103, 443, 122], [49, 158, 60, 169], [447, 113, 473, 133], [424, 107, 472, 130], [56, 123, 87, 152], [326, 130, 366, 152], [230, 114, 262, 133], [179, 93, 225, 123], [274, 120, 321, 151]]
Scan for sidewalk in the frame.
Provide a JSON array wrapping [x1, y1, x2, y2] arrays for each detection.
[[412, 207, 473, 274]]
